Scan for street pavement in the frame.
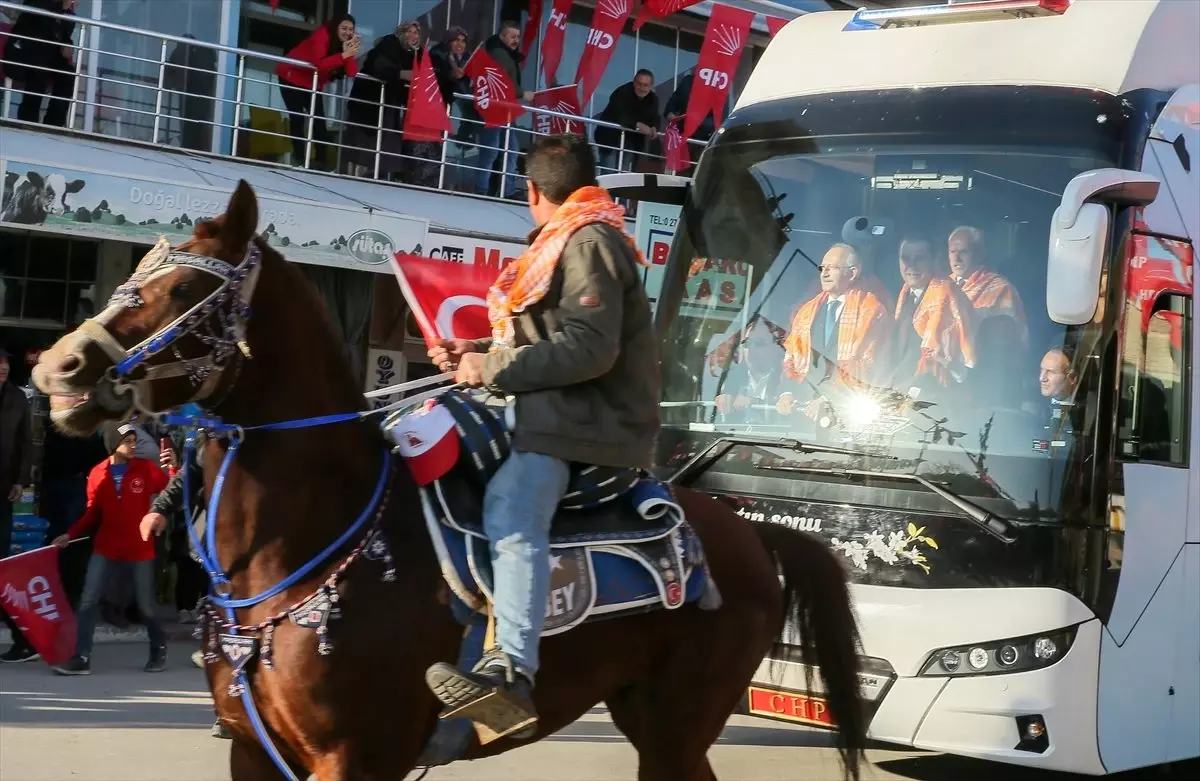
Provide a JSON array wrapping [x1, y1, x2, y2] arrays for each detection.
[[0, 643, 1193, 781]]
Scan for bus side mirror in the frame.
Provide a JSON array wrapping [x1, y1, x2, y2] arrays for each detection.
[[1047, 169, 1161, 325]]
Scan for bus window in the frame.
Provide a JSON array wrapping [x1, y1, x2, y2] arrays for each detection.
[[1117, 235, 1193, 465]]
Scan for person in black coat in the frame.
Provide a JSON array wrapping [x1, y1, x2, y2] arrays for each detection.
[[663, 70, 730, 145], [3, 0, 77, 127], [593, 69, 660, 173], [345, 21, 421, 180]]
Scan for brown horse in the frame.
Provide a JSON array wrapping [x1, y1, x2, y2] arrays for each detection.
[[32, 181, 865, 781]]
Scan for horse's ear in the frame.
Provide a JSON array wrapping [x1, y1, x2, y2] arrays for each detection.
[[222, 180, 259, 250]]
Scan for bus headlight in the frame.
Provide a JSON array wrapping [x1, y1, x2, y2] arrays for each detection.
[[919, 626, 1078, 677]]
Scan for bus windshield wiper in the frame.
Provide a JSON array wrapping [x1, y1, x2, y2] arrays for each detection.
[[667, 434, 893, 486], [756, 463, 1017, 544]]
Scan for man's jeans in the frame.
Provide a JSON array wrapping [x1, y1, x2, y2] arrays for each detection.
[[483, 450, 570, 678], [474, 126, 521, 197], [76, 554, 165, 657]]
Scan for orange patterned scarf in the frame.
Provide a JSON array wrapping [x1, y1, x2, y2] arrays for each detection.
[[957, 268, 1027, 344], [783, 288, 891, 387], [486, 186, 645, 348], [896, 279, 975, 385]]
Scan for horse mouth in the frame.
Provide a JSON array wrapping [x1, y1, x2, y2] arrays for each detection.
[[46, 391, 109, 435]]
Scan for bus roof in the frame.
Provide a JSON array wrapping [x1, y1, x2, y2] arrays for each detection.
[[737, 0, 1200, 110]]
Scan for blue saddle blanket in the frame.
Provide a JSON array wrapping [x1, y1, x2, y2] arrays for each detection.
[[419, 471, 715, 635]]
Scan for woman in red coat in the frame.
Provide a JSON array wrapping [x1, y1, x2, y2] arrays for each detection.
[[275, 13, 359, 169]]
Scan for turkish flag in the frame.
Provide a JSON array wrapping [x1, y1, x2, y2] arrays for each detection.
[[465, 48, 525, 127], [391, 254, 499, 346], [685, 4, 753, 140], [541, 0, 573, 86], [575, 0, 633, 107], [663, 118, 690, 173], [0, 546, 77, 666], [633, 0, 703, 30], [522, 0, 544, 58], [532, 85, 583, 136], [403, 47, 451, 143], [765, 15, 789, 38]]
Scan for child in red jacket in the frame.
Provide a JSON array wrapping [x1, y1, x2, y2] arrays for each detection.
[[51, 424, 176, 675], [276, 13, 359, 168]]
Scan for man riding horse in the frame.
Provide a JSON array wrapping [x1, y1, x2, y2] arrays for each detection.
[[425, 134, 660, 736]]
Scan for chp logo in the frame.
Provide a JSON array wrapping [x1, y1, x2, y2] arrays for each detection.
[[588, 0, 629, 49], [347, 229, 397, 266], [474, 66, 512, 110]]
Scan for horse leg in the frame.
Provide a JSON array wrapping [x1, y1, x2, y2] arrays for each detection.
[[605, 607, 771, 781]]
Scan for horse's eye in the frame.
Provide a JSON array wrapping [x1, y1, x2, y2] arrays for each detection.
[[169, 282, 190, 300]]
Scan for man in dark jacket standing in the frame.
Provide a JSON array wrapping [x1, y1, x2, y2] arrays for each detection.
[[3, 0, 77, 127], [0, 347, 36, 663], [594, 69, 660, 172], [474, 21, 534, 197], [424, 135, 660, 739]]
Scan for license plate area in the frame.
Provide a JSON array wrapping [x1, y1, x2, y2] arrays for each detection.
[[747, 684, 837, 728]]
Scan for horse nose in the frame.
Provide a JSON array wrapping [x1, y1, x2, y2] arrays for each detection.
[[58, 352, 82, 374]]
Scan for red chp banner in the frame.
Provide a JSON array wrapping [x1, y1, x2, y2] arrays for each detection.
[[541, 0, 573, 87], [404, 47, 452, 143], [532, 85, 583, 136], [663, 117, 690, 173], [521, 0, 544, 58], [685, 4, 754, 140], [575, 0, 633, 107], [633, 0, 704, 30], [766, 15, 789, 38], [466, 48, 525, 127], [390, 254, 499, 346], [0, 546, 76, 665]]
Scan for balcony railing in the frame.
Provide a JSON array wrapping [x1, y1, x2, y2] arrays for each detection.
[[0, 0, 700, 202]]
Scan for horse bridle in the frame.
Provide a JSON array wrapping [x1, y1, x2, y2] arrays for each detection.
[[76, 235, 262, 414]]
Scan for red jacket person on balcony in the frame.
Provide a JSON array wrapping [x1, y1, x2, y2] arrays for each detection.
[[275, 13, 360, 169]]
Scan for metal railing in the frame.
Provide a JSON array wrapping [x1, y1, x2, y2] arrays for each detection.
[[0, 0, 700, 203]]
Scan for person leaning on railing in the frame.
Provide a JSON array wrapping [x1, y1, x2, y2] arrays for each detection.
[[2, 0, 77, 127], [275, 12, 359, 171], [344, 22, 418, 181]]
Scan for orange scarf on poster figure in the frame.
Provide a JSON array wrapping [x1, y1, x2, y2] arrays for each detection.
[[485, 186, 645, 349]]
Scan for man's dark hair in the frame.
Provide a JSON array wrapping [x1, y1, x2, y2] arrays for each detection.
[[523, 135, 598, 204], [499, 19, 520, 33], [634, 68, 654, 81]]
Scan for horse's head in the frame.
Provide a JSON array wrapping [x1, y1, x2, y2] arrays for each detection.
[[33, 181, 262, 435]]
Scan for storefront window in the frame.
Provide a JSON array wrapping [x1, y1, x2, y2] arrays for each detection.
[[0, 231, 98, 326], [94, 0, 222, 145]]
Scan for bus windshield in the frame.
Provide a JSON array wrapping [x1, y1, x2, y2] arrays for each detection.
[[655, 88, 1129, 523]]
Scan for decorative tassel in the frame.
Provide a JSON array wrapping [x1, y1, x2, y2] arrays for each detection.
[[382, 548, 396, 583], [326, 586, 342, 621], [204, 628, 220, 664], [260, 624, 275, 671], [316, 625, 333, 656], [228, 674, 245, 697]]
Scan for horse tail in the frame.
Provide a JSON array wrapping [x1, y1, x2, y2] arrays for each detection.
[[752, 521, 866, 781]]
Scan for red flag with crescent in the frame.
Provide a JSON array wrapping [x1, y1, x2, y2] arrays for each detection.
[[390, 254, 499, 346], [685, 4, 753, 139]]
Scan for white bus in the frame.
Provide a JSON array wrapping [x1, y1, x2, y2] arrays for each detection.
[[604, 0, 1199, 774]]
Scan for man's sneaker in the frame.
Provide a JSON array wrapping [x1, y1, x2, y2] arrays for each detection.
[[144, 646, 167, 673], [191, 650, 205, 669], [52, 655, 91, 675], [425, 652, 538, 742], [211, 720, 231, 739], [0, 645, 40, 663]]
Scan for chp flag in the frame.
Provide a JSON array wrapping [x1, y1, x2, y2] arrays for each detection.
[[541, 0, 574, 87], [575, 0, 633, 106], [633, 0, 704, 30], [465, 48, 525, 127], [390, 253, 497, 346], [0, 545, 77, 665], [685, 3, 754, 140], [532, 85, 583, 136], [403, 46, 452, 143]]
